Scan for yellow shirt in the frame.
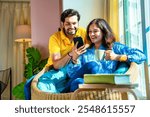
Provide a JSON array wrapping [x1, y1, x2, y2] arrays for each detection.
[[45, 27, 87, 67]]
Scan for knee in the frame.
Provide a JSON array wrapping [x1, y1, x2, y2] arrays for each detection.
[[73, 78, 84, 84], [84, 61, 99, 73], [85, 61, 98, 68], [70, 78, 84, 92]]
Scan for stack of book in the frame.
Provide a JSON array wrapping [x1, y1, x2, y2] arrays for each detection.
[[84, 74, 131, 85]]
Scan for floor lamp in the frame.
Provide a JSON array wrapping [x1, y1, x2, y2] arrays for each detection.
[[15, 25, 31, 82]]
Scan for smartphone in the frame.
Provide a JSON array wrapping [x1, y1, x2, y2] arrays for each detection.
[[73, 37, 84, 48]]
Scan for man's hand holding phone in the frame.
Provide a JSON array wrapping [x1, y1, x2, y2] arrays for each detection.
[[73, 37, 84, 48], [68, 37, 89, 63], [73, 37, 89, 57]]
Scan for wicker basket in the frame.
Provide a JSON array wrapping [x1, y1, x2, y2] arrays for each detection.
[[31, 62, 138, 100]]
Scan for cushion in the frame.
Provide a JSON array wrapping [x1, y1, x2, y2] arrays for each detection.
[[114, 62, 129, 74]]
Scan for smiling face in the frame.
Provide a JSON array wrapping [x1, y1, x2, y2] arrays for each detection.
[[62, 15, 79, 36], [88, 23, 103, 44]]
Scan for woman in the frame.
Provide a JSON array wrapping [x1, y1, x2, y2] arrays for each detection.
[[66, 18, 146, 92]]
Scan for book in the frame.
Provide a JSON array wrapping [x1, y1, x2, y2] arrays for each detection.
[[84, 74, 131, 85]]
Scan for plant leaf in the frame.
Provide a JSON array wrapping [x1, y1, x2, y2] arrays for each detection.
[[38, 58, 48, 71], [24, 47, 48, 79], [13, 47, 48, 99], [24, 63, 33, 79], [12, 82, 25, 100], [26, 47, 41, 65]]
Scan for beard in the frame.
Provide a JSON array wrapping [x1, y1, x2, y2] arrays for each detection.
[[64, 27, 77, 36]]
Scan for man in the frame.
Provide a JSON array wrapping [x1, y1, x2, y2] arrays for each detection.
[[24, 9, 88, 99], [45, 8, 88, 70]]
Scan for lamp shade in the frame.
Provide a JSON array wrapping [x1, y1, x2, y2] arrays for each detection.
[[15, 25, 31, 42]]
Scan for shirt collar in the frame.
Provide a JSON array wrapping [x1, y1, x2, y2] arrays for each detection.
[[91, 44, 106, 50]]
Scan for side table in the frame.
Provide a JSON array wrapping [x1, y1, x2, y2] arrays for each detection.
[[71, 84, 138, 100]]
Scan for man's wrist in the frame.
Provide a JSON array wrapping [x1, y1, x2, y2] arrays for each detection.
[[67, 52, 72, 59], [72, 59, 78, 64]]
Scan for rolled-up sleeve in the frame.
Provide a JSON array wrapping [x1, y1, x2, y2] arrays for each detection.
[[113, 42, 146, 64]]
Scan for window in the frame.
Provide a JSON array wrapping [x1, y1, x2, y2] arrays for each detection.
[[144, 0, 150, 99], [119, 0, 147, 99]]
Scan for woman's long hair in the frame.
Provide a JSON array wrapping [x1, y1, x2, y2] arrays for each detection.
[[86, 18, 116, 49]]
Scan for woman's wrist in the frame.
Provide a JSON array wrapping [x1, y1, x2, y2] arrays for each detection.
[[119, 55, 128, 62]]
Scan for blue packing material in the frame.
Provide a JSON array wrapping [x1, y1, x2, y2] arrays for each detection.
[[37, 68, 67, 93], [24, 67, 68, 100]]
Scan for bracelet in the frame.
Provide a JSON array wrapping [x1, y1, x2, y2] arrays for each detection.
[[67, 52, 72, 59], [119, 55, 127, 62], [68, 52, 78, 64]]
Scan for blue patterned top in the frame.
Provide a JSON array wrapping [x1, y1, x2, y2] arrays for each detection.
[[67, 42, 146, 78]]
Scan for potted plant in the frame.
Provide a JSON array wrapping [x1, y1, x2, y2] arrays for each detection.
[[12, 47, 48, 99]]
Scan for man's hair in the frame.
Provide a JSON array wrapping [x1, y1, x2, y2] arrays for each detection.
[[61, 9, 80, 22]]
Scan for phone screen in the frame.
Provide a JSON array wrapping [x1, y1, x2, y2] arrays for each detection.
[[73, 37, 84, 48]]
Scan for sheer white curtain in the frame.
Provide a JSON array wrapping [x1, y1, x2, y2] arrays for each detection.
[[119, 0, 147, 99], [0, 1, 30, 99]]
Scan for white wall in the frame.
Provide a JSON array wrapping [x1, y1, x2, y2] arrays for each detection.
[[62, 0, 105, 28]]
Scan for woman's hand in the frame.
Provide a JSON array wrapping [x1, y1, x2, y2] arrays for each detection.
[[105, 50, 120, 61]]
